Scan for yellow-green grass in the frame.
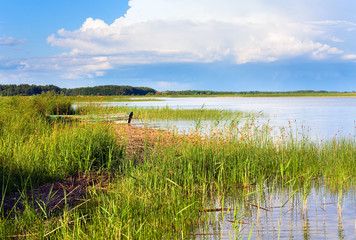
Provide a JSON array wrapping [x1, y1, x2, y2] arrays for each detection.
[[0, 96, 355, 239], [0, 95, 123, 195], [2, 124, 354, 239], [158, 92, 356, 97], [67, 95, 162, 103], [67, 92, 356, 101], [75, 104, 254, 121]]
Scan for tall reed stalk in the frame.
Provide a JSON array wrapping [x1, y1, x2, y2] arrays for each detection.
[[0, 98, 355, 239]]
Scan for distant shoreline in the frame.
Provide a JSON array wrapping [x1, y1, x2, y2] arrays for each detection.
[[152, 93, 356, 98], [0, 84, 355, 98]]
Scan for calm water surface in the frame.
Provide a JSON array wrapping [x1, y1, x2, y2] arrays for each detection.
[[105, 97, 356, 239], [110, 97, 356, 140], [195, 186, 356, 240]]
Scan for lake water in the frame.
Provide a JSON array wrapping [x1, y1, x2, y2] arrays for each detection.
[[194, 185, 356, 240], [103, 97, 356, 239], [108, 97, 356, 140]]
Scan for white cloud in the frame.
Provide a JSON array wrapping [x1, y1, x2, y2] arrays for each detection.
[[44, 55, 112, 79], [59, 57, 112, 79], [311, 44, 344, 59], [41, 0, 355, 78], [0, 69, 33, 83], [0, 37, 27, 46], [50, 1, 349, 64], [342, 54, 356, 60], [144, 81, 192, 91], [157, 81, 188, 89], [0, 55, 113, 82], [330, 37, 344, 43], [309, 20, 356, 27]]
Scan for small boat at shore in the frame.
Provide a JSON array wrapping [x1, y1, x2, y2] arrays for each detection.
[[47, 112, 133, 123]]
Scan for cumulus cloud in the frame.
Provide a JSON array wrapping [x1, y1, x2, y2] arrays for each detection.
[[0, 57, 36, 83], [44, 0, 355, 78], [155, 81, 191, 90], [0, 37, 27, 46], [342, 54, 356, 60], [0, 54, 113, 83], [50, 1, 351, 65], [53, 55, 112, 79], [309, 20, 356, 27]]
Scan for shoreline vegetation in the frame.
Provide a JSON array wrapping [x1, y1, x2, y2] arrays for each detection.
[[0, 95, 355, 238], [0, 84, 355, 98], [75, 104, 257, 121]]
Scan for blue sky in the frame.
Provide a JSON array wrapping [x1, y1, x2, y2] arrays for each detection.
[[0, 0, 355, 91]]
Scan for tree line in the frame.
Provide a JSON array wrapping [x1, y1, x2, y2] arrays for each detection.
[[0, 84, 156, 96], [1, 84, 354, 96], [157, 90, 354, 95]]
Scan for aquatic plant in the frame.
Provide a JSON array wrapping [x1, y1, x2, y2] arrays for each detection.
[[75, 104, 251, 121], [0, 97, 355, 239]]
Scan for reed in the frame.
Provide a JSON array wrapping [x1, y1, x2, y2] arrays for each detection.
[[0, 95, 123, 196], [0, 97, 355, 239], [161, 92, 356, 98], [69, 95, 163, 103], [75, 104, 252, 121]]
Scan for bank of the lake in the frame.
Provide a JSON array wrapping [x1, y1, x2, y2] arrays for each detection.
[[94, 96, 356, 141], [65, 91, 356, 103], [156, 92, 356, 98], [0, 95, 355, 239]]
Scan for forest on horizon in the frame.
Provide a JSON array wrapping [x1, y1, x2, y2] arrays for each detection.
[[0, 84, 354, 96]]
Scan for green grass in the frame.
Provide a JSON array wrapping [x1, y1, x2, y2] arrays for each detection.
[[0, 95, 123, 195], [68, 92, 356, 101], [234, 92, 356, 97], [68, 95, 163, 103], [75, 104, 254, 121], [0, 96, 355, 239], [158, 92, 356, 97]]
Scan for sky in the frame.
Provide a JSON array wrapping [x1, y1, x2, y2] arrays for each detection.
[[0, 0, 356, 91]]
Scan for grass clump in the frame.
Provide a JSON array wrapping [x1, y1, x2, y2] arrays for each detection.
[[76, 104, 252, 121], [0, 99, 355, 239], [0, 95, 123, 196], [68, 95, 163, 103]]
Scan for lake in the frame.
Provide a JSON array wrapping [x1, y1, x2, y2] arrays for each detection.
[[194, 184, 356, 240], [101, 97, 356, 239], [106, 97, 356, 140]]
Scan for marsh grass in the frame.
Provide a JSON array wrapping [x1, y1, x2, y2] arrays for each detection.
[[68, 95, 162, 103], [0, 95, 123, 196], [159, 92, 356, 98], [75, 104, 251, 121], [0, 98, 355, 239]]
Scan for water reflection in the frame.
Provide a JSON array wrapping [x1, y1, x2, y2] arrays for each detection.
[[88, 97, 356, 239], [104, 97, 356, 140], [194, 184, 356, 239]]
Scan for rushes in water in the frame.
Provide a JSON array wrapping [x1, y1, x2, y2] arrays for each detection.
[[0, 97, 355, 239], [75, 104, 253, 121]]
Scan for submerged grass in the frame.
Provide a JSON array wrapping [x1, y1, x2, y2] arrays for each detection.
[[75, 104, 253, 121], [68, 95, 162, 103], [158, 92, 356, 98], [68, 92, 356, 99], [0, 97, 355, 239]]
